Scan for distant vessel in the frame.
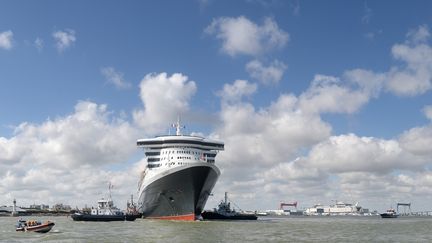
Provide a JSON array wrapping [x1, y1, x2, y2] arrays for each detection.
[[16, 219, 55, 233], [266, 202, 304, 216], [380, 209, 398, 218], [137, 119, 224, 221], [305, 201, 363, 216], [201, 192, 257, 220], [71, 184, 138, 222]]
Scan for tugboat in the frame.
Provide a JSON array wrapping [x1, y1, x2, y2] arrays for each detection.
[[201, 192, 257, 220], [71, 184, 139, 222], [16, 219, 55, 233], [380, 208, 398, 218]]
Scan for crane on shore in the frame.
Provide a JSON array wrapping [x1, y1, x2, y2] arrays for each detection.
[[279, 202, 297, 211]]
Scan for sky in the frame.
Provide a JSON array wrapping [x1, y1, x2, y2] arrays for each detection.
[[1, 0, 432, 212]]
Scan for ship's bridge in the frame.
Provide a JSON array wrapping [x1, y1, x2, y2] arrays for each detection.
[[137, 134, 224, 170], [137, 118, 224, 172], [137, 135, 224, 151]]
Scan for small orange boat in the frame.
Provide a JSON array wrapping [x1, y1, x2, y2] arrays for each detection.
[[16, 219, 55, 233]]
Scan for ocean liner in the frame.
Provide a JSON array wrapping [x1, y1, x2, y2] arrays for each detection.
[[137, 120, 224, 220]]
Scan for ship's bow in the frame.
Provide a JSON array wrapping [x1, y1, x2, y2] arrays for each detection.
[[139, 163, 220, 220]]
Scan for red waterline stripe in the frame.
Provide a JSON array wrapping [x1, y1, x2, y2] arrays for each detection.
[[147, 213, 195, 221]]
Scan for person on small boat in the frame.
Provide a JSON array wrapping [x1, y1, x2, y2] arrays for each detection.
[[16, 219, 55, 233]]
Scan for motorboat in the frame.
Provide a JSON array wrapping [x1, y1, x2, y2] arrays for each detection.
[[16, 219, 55, 233]]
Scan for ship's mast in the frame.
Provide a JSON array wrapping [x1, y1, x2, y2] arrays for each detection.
[[173, 116, 185, 136]]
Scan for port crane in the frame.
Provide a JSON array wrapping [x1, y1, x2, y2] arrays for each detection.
[[279, 202, 297, 211], [397, 202, 411, 215]]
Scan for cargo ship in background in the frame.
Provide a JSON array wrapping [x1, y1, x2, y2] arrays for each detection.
[[136, 119, 224, 220]]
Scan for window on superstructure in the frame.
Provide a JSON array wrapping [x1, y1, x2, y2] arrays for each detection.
[[145, 151, 160, 156], [148, 163, 161, 168]]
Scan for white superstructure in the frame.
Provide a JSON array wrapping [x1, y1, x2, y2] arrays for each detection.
[[90, 184, 123, 216], [305, 201, 362, 216]]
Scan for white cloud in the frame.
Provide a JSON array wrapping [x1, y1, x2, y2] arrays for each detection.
[[343, 69, 385, 97], [304, 134, 427, 174], [214, 79, 332, 187], [406, 25, 430, 44], [382, 25, 432, 96], [213, 71, 387, 186], [0, 30, 13, 50], [1, 101, 136, 169], [205, 16, 289, 56], [101, 67, 131, 89], [385, 43, 432, 96], [52, 29, 76, 52], [337, 171, 432, 209], [423, 105, 432, 121], [34, 37, 43, 52], [218, 79, 257, 104], [133, 72, 197, 134], [399, 125, 432, 156], [298, 74, 370, 114], [246, 59, 287, 85], [346, 25, 432, 97]]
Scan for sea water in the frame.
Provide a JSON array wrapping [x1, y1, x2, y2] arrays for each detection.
[[1, 216, 431, 242]]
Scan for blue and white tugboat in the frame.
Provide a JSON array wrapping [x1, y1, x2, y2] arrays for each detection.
[[201, 192, 257, 220], [380, 208, 399, 218], [72, 184, 139, 222]]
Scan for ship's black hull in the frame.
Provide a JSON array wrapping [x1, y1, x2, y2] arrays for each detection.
[[71, 213, 139, 222], [380, 213, 398, 218], [138, 164, 219, 220], [201, 211, 258, 220]]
